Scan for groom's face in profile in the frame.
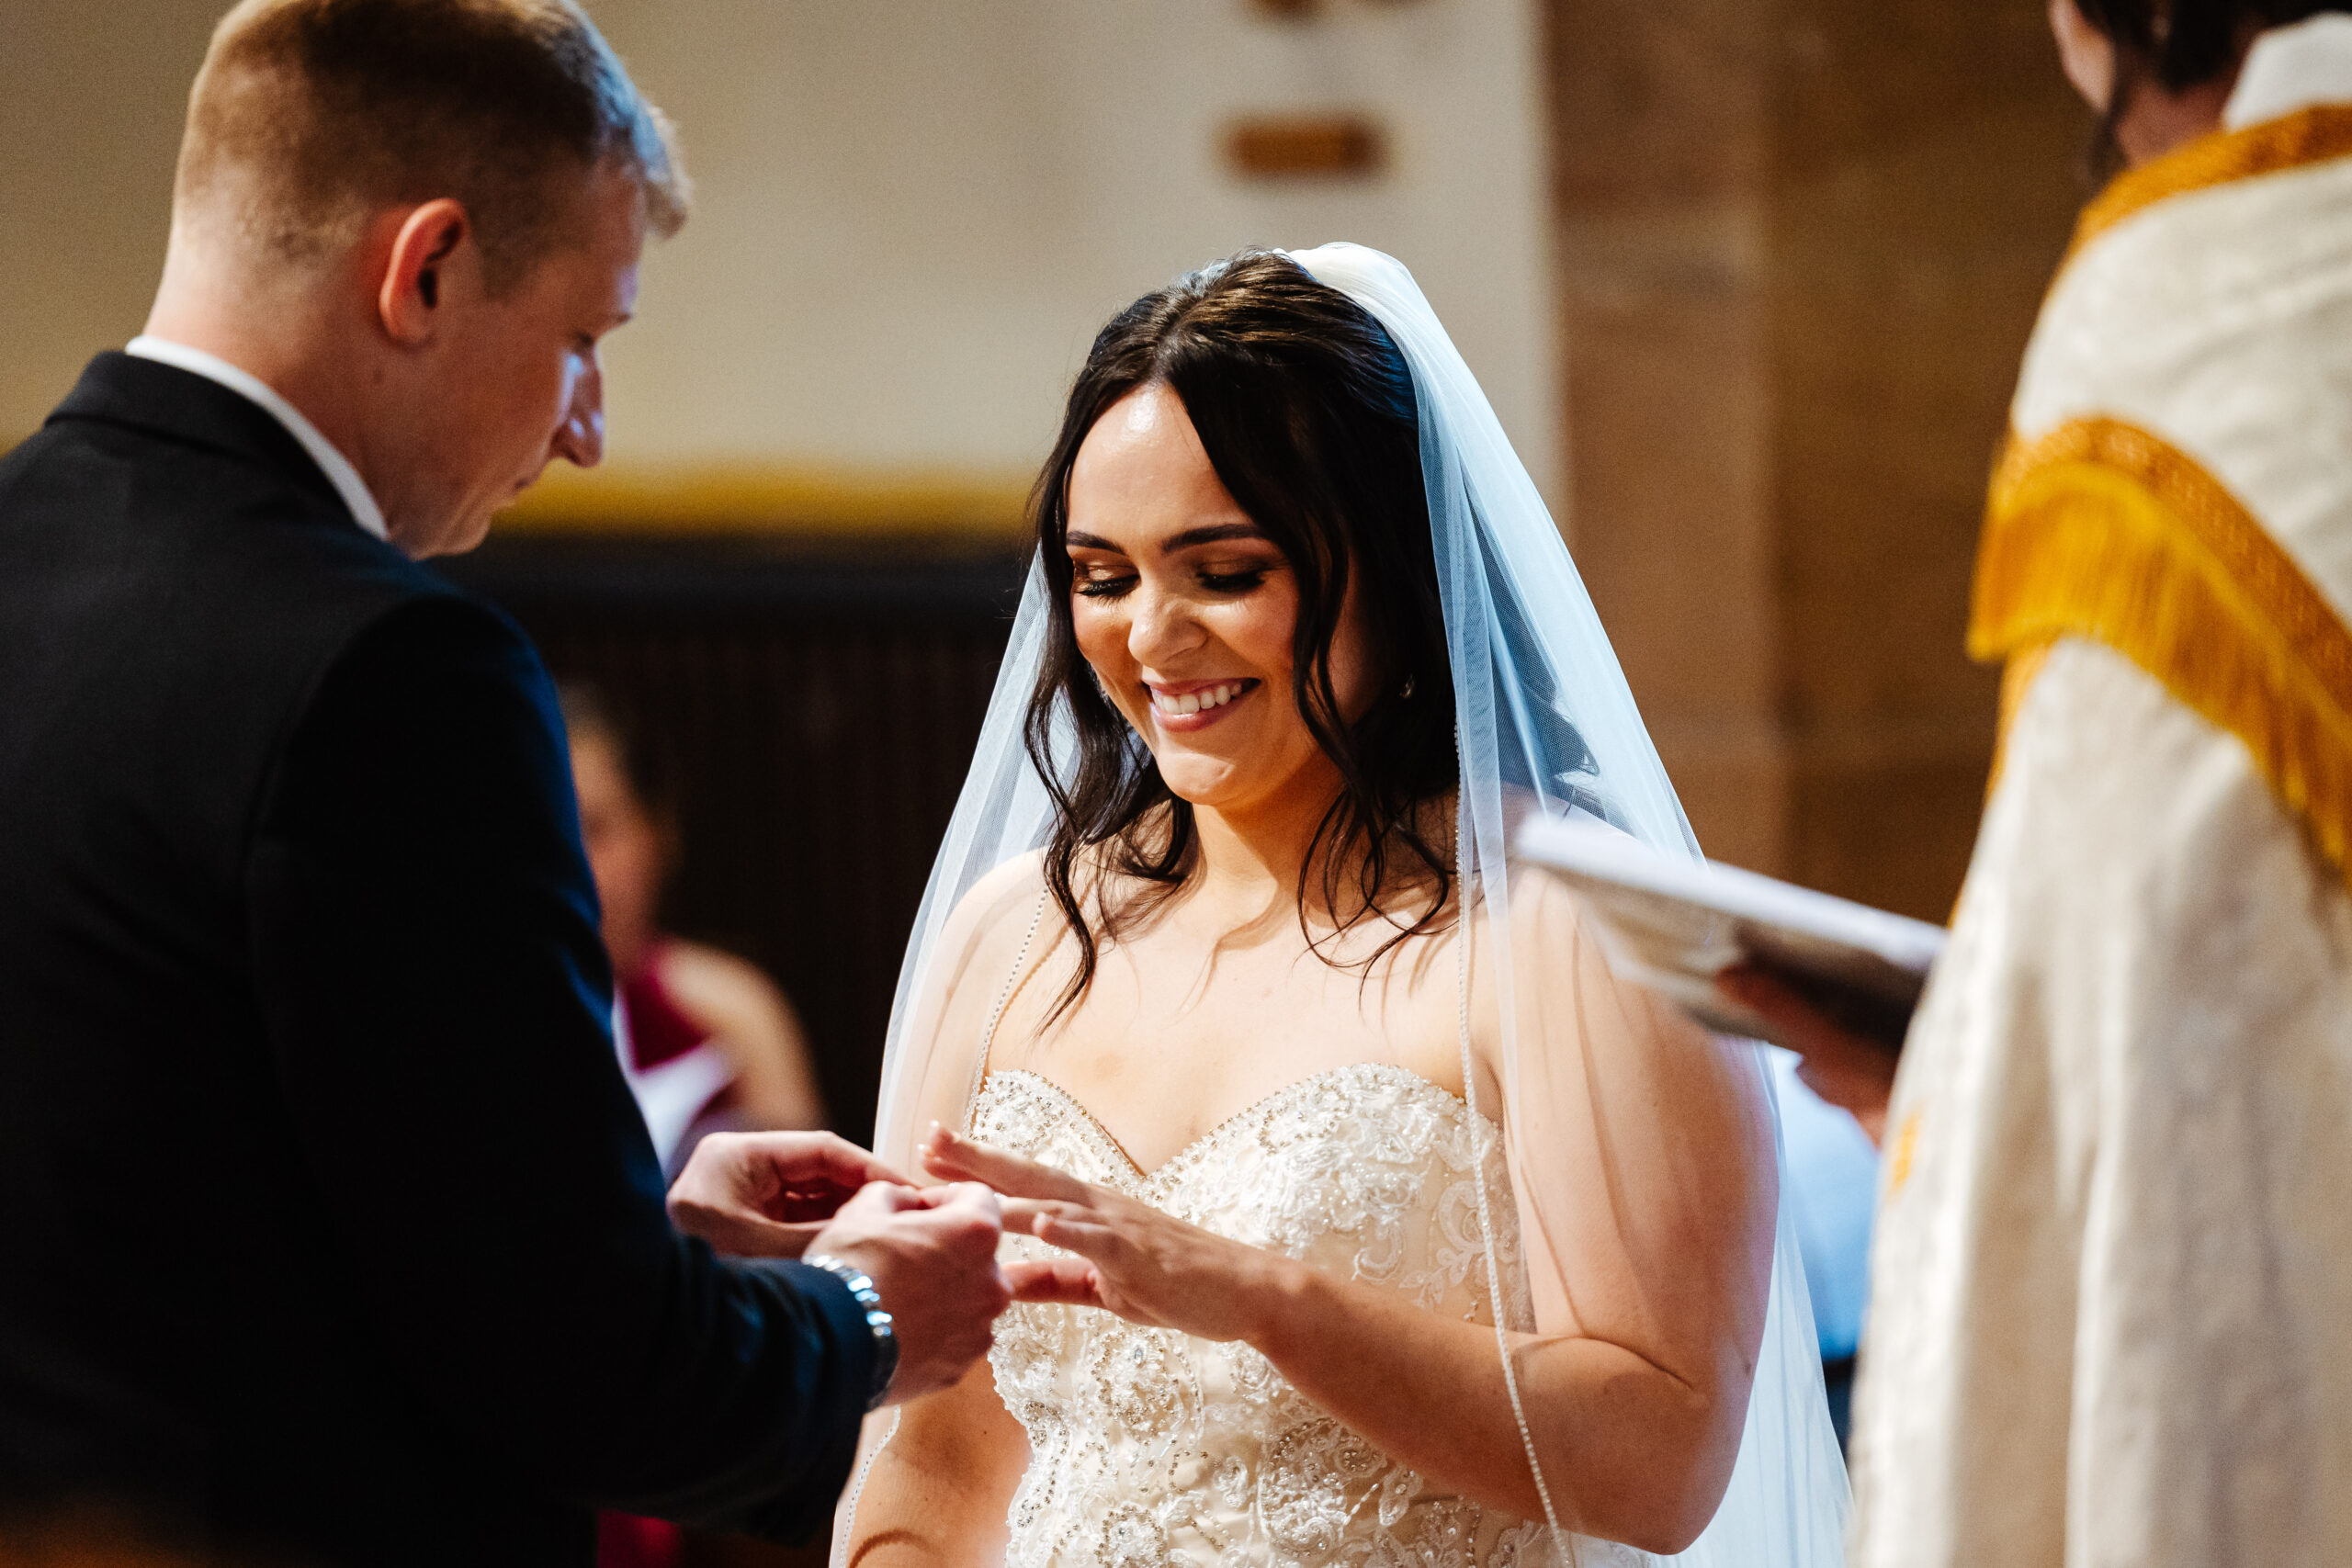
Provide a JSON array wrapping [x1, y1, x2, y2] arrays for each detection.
[[387, 161, 647, 558]]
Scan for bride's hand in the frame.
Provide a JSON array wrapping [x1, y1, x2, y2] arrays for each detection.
[[921, 1123, 1295, 1343]]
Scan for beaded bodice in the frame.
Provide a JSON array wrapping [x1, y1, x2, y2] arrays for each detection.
[[971, 1062, 1555, 1567]]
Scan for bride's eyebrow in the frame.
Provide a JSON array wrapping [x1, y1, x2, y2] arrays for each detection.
[[1062, 522, 1267, 555], [1159, 523, 1267, 552]]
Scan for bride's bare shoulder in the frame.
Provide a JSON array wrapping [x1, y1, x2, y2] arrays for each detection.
[[1457, 822, 1621, 1030], [933, 850, 1052, 971]]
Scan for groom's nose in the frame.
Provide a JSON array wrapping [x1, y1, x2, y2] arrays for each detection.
[[551, 358, 606, 469]]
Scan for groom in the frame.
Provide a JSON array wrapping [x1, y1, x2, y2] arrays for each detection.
[[0, 2, 1008, 1563]]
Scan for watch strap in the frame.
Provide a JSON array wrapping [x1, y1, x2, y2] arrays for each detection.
[[805, 1252, 899, 1412]]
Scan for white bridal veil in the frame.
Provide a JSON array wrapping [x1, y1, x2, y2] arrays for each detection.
[[865, 243, 1849, 1564]]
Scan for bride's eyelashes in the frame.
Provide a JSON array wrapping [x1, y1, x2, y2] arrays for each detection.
[[1067, 539, 1279, 601], [1073, 569, 1138, 600], [1067, 566, 1271, 598]]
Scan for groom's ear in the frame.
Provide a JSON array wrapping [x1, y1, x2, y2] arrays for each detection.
[[377, 199, 472, 347]]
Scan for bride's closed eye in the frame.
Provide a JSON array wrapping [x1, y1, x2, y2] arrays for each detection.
[[1074, 565, 1271, 598], [1194, 564, 1272, 594], [1072, 563, 1138, 599]]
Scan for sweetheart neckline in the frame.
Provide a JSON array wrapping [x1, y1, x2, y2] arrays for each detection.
[[976, 1061, 1497, 1190]]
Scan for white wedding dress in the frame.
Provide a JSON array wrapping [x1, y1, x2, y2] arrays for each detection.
[[971, 1062, 1622, 1568]]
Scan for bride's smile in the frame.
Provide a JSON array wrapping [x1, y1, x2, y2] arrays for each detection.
[[1062, 379, 1376, 814], [1143, 676, 1259, 727]]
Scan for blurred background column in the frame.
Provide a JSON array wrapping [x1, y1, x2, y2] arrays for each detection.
[[1549, 0, 2086, 918]]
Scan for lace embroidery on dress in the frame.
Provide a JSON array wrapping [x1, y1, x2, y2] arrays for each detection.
[[976, 1061, 1602, 1567]]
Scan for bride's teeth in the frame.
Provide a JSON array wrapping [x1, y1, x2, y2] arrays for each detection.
[[1152, 682, 1249, 716]]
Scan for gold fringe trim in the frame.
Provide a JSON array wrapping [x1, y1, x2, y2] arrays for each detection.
[[2063, 105, 2352, 270], [1983, 640, 2053, 795], [1971, 416, 2352, 882]]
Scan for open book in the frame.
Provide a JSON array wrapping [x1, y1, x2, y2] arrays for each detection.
[[1515, 815, 1946, 1052]]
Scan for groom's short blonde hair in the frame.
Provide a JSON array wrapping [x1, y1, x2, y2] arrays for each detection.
[[176, 0, 688, 292]]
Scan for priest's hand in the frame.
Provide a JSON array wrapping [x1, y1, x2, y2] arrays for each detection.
[[921, 1123, 1291, 1344], [667, 1130, 910, 1257], [1715, 964, 1896, 1145]]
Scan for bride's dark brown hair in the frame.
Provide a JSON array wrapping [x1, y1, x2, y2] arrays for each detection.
[[1024, 250, 1458, 1016]]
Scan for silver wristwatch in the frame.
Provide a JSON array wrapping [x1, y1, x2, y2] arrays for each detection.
[[804, 1253, 899, 1411]]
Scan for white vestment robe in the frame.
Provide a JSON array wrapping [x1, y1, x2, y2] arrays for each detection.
[[1848, 18, 2352, 1567]]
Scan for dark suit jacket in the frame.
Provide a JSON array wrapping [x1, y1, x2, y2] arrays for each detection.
[[0, 355, 875, 1565]]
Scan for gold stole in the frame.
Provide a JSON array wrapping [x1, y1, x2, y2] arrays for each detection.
[[1973, 107, 2352, 886]]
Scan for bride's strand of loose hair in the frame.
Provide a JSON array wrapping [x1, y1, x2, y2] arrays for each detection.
[[1286, 558, 1457, 968]]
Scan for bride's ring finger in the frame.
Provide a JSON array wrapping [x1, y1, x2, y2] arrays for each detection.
[[922, 1124, 1096, 1204], [998, 1197, 1076, 1235]]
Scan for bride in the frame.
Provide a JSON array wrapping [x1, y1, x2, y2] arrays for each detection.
[[839, 245, 1846, 1566]]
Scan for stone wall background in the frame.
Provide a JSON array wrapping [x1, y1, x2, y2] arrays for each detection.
[[1546, 0, 2090, 918]]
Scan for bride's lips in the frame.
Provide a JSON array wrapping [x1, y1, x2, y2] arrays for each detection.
[[1144, 677, 1260, 733]]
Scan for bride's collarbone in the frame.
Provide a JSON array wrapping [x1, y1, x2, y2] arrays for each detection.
[[987, 911, 1472, 1168]]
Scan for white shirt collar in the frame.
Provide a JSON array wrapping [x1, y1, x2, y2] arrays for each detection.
[[124, 335, 389, 543], [2227, 13, 2352, 130]]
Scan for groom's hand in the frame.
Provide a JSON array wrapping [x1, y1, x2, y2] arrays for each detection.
[[666, 1131, 909, 1258], [807, 1180, 1012, 1405]]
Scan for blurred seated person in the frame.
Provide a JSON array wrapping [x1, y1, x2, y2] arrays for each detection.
[[561, 682, 825, 1174], [566, 682, 829, 1568]]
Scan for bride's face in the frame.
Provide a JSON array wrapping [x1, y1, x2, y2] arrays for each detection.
[[1065, 382, 1374, 815]]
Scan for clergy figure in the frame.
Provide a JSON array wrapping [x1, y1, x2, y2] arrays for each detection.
[[1731, 2, 2352, 1562]]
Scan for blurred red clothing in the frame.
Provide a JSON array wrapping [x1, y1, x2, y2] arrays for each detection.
[[596, 951, 712, 1568], [598, 1509, 683, 1568]]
